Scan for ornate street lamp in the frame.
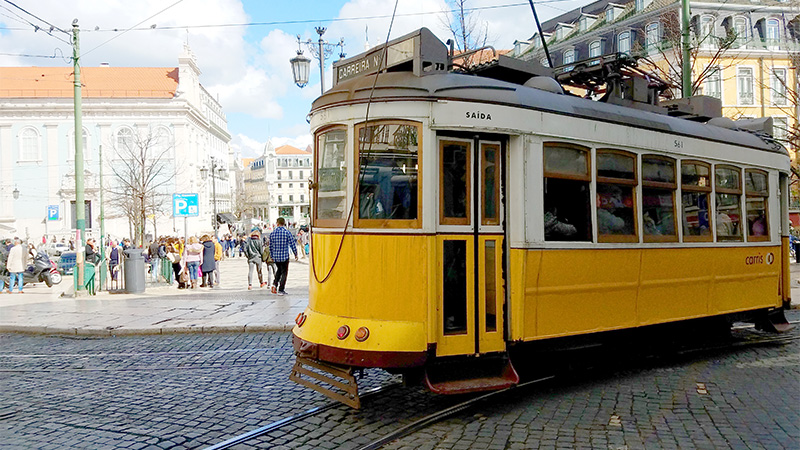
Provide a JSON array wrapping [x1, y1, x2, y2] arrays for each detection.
[[289, 27, 345, 95]]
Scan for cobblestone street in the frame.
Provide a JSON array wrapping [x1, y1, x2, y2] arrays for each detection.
[[1, 311, 798, 449]]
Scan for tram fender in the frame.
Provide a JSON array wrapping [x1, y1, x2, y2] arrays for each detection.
[[754, 308, 795, 333]]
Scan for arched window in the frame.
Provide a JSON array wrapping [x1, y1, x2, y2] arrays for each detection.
[[733, 17, 747, 48], [116, 127, 135, 155], [69, 128, 90, 161], [618, 31, 631, 55], [766, 19, 780, 49], [589, 40, 602, 57], [645, 22, 660, 54], [19, 127, 40, 161], [563, 49, 576, 64]]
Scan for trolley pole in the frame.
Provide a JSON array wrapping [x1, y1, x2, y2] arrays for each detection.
[[73, 19, 86, 291], [681, 0, 692, 98]]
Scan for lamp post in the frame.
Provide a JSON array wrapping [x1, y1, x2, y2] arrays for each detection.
[[289, 27, 346, 95], [201, 158, 223, 239]]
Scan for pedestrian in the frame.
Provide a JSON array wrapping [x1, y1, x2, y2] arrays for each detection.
[[269, 217, 298, 295], [6, 239, 26, 293], [213, 236, 223, 286], [148, 239, 161, 282], [183, 236, 203, 289], [0, 242, 9, 293], [109, 242, 121, 281], [243, 229, 265, 290], [200, 235, 216, 288], [296, 229, 306, 258], [166, 239, 184, 289], [85, 238, 98, 265]]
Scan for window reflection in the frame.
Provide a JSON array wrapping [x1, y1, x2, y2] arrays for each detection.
[[316, 128, 347, 221], [358, 123, 419, 221]]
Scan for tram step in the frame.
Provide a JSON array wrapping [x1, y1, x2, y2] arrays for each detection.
[[289, 356, 361, 409], [423, 356, 519, 395], [755, 309, 796, 334]]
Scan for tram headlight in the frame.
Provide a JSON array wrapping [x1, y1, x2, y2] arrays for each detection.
[[295, 312, 307, 327], [355, 327, 370, 342], [337, 325, 350, 340]]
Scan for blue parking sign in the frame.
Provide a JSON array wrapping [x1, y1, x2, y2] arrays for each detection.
[[47, 205, 59, 221], [173, 193, 199, 217]]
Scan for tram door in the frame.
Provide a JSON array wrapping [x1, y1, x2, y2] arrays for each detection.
[[437, 137, 505, 357]]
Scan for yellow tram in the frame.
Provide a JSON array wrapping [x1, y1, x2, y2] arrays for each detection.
[[290, 28, 792, 407]]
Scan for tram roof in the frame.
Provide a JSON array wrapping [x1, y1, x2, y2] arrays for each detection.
[[312, 70, 785, 156]]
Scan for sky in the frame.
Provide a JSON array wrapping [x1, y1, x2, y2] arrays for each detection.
[[0, 0, 590, 159]]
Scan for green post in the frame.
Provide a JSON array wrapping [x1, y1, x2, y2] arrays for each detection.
[[99, 144, 106, 288], [73, 20, 86, 291], [681, 0, 692, 98]]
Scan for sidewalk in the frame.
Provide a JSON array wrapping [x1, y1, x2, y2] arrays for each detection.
[[0, 256, 311, 336]]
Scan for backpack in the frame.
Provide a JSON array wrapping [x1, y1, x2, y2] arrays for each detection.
[[261, 245, 272, 263]]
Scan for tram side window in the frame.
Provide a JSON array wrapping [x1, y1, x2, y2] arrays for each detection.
[[642, 156, 677, 242], [596, 150, 637, 242], [715, 166, 743, 241], [355, 121, 420, 226], [745, 169, 769, 240], [316, 127, 348, 224], [543, 143, 591, 241], [681, 161, 713, 242]]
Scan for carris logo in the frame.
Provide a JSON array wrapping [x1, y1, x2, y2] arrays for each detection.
[[745, 253, 774, 265]]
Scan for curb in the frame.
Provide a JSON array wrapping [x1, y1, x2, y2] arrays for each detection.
[[0, 323, 291, 337]]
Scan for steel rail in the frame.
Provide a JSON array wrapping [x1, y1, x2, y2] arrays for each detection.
[[202, 383, 400, 450], [354, 375, 556, 450]]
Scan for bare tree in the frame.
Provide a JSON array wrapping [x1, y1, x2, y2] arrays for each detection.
[[106, 130, 175, 247], [440, 0, 491, 68], [637, 10, 742, 98], [231, 186, 257, 222]]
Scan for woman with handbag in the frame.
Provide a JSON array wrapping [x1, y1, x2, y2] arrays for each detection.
[[183, 236, 203, 289], [167, 239, 185, 289], [244, 229, 265, 290]]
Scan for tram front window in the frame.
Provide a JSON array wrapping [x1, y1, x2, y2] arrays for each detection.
[[543, 143, 591, 241], [356, 122, 419, 222], [316, 128, 348, 223]]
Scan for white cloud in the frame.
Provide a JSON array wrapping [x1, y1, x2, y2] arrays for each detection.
[[231, 133, 265, 158]]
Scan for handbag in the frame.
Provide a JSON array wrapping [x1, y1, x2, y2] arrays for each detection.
[[179, 268, 189, 283], [166, 252, 176, 263], [262, 246, 271, 263]]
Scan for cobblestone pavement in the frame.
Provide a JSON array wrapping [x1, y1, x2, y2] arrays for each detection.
[[1, 312, 798, 449], [385, 313, 800, 450]]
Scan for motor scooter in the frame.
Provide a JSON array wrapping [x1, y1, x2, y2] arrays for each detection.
[[1, 252, 62, 288]]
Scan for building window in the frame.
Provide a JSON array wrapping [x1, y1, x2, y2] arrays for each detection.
[[618, 31, 631, 55], [642, 155, 677, 242], [606, 8, 614, 22], [773, 117, 789, 142], [300, 194, 304, 203], [704, 66, 722, 99], [700, 16, 715, 49], [69, 128, 90, 161], [116, 127, 134, 154], [596, 150, 638, 242], [277, 171, 282, 180], [19, 127, 40, 161], [737, 67, 754, 105], [289, 195, 294, 202], [356, 121, 421, 226], [715, 165, 743, 241], [681, 161, 712, 241], [278, 183, 282, 189], [315, 127, 347, 224], [540, 57, 550, 68], [589, 40, 602, 57], [300, 183, 304, 189], [734, 17, 747, 48], [579, 18, 587, 31], [278, 195, 283, 203], [645, 22, 660, 54], [745, 170, 769, 240], [289, 183, 293, 189], [771, 68, 787, 105], [635, 0, 645, 12], [563, 49, 576, 64], [765, 18, 780, 49], [543, 143, 591, 241]]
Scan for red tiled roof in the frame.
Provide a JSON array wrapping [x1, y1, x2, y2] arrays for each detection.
[[275, 145, 309, 155], [0, 66, 179, 98]]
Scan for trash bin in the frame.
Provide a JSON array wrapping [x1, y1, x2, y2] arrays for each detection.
[[123, 249, 146, 294]]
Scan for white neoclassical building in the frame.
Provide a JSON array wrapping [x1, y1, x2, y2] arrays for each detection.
[[0, 44, 231, 243], [266, 144, 312, 226]]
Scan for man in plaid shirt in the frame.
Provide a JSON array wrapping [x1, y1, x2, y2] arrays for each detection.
[[269, 217, 298, 295]]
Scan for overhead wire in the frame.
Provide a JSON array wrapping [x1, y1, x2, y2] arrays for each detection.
[[0, 1, 71, 46]]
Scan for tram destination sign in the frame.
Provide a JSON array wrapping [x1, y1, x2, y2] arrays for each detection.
[[333, 28, 447, 86]]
